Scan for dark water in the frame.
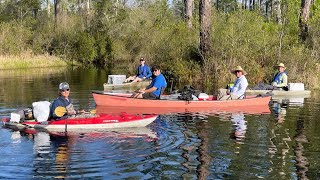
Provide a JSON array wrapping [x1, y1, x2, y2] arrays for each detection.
[[1, 67, 320, 179]]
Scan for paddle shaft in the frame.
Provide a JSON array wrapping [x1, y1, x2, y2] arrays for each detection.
[[65, 118, 68, 133]]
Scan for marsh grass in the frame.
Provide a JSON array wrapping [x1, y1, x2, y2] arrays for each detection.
[[0, 52, 67, 69]]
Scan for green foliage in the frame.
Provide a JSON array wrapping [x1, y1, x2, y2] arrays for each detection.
[[205, 9, 319, 91], [71, 32, 96, 64], [0, 22, 32, 55], [0, 0, 319, 90]]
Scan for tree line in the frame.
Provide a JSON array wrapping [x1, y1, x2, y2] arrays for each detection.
[[0, 0, 319, 91]]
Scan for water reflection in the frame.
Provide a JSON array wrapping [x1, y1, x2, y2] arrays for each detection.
[[272, 99, 288, 124], [196, 120, 211, 180], [2, 68, 320, 179], [230, 113, 247, 144], [269, 95, 311, 179], [12, 127, 158, 179], [294, 117, 309, 180]]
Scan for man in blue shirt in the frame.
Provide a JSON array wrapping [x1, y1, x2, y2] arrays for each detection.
[[125, 58, 152, 83], [50, 82, 85, 120], [132, 65, 167, 99]]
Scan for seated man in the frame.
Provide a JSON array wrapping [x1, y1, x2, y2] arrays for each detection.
[[271, 63, 288, 90], [50, 82, 85, 120], [132, 65, 167, 99], [218, 66, 248, 100], [125, 57, 152, 83], [251, 62, 288, 90]]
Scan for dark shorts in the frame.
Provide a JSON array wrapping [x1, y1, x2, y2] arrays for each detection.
[[142, 92, 158, 99]]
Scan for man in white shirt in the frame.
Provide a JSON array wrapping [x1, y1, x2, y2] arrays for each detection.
[[218, 66, 248, 100]]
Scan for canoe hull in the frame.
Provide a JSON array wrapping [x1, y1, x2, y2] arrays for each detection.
[[96, 105, 271, 115], [246, 89, 311, 96], [92, 91, 271, 109], [2, 114, 158, 131]]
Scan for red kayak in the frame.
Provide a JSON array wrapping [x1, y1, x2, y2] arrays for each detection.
[[2, 113, 158, 131]]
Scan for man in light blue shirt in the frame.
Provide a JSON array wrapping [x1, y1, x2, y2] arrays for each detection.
[[218, 66, 248, 100]]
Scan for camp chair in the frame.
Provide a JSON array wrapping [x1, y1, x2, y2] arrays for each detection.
[[238, 92, 246, 99]]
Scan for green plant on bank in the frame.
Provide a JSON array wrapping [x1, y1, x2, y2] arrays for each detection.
[[0, 1, 320, 91], [0, 53, 67, 69]]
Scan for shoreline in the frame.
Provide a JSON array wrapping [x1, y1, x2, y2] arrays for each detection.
[[0, 54, 68, 70]]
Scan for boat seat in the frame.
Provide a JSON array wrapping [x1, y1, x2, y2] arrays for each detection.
[[238, 92, 246, 99], [158, 86, 167, 99], [225, 92, 246, 100]]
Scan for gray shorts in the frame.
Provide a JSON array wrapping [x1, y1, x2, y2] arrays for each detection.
[[142, 92, 158, 99]]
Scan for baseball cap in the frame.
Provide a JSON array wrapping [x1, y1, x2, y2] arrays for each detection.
[[59, 82, 70, 91]]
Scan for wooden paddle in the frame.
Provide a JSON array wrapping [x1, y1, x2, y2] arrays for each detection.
[[89, 109, 96, 114], [53, 106, 68, 132], [54, 106, 67, 117]]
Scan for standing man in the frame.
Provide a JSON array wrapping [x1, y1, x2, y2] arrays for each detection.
[[132, 65, 167, 99], [125, 57, 152, 83], [218, 66, 248, 100]]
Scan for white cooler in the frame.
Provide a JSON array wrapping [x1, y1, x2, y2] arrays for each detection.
[[288, 83, 305, 91], [107, 75, 126, 84]]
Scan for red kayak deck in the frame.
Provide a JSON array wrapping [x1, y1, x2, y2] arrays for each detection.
[[2, 113, 158, 131]]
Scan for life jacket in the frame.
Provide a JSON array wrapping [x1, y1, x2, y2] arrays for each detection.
[[273, 72, 287, 84], [226, 83, 234, 89]]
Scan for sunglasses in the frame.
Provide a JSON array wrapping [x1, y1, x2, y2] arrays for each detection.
[[153, 69, 159, 72], [61, 89, 70, 92]]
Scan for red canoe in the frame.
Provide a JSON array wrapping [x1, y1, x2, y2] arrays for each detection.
[[2, 113, 158, 131], [96, 105, 271, 115], [92, 91, 271, 109]]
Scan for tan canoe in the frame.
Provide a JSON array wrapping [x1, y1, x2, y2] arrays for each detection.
[[245, 89, 311, 97], [103, 80, 151, 91]]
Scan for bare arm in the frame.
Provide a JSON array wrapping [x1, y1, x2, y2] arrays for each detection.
[[140, 87, 157, 93]]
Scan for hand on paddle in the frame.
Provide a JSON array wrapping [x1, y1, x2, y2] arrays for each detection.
[[226, 89, 231, 95], [77, 109, 86, 114], [131, 88, 145, 98]]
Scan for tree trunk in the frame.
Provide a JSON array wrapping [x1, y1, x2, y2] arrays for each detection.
[[265, 0, 269, 16], [86, 0, 90, 15], [299, 0, 312, 41], [199, 0, 212, 61], [47, 0, 51, 16], [54, 0, 60, 26], [78, 0, 82, 14], [185, 0, 193, 28], [249, 0, 253, 10], [274, 0, 282, 24], [270, 0, 273, 17]]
